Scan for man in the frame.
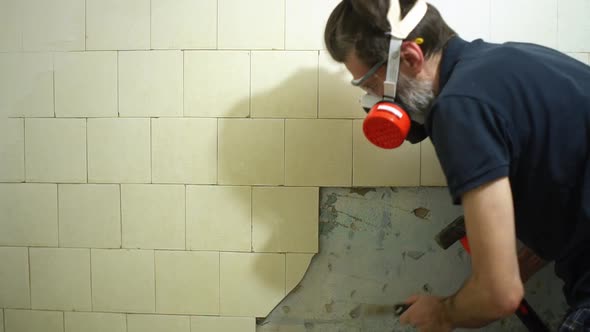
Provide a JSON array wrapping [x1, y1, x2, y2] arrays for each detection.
[[325, 0, 590, 331]]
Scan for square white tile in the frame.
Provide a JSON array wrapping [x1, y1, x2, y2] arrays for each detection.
[[218, 0, 285, 49], [285, 0, 340, 50], [252, 187, 319, 253], [490, 0, 558, 49], [152, 118, 217, 184], [186, 185, 251, 252], [318, 51, 366, 119], [0, 118, 24, 182], [420, 140, 447, 186], [0, 184, 58, 246], [22, 0, 85, 51], [25, 119, 86, 183], [86, 0, 150, 50], [127, 314, 189, 332], [286, 253, 314, 294], [427, 0, 491, 41], [0, 247, 30, 309], [352, 120, 421, 186], [218, 119, 285, 185], [191, 316, 255, 332], [87, 119, 151, 183], [151, 0, 217, 49], [220, 252, 285, 317], [285, 119, 352, 186], [58, 184, 121, 248], [184, 51, 250, 118], [121, 185, 185, 250], [0, 0, 22, 51], [91, 249, 155, 313], [155, 251, 219, 315], [251, 51, 318, 118], [64, 312, 126, 332], [4, 309, 63, 332], [30, 248, 91, 311], [0, 53, 54, 117], [54, 52, 118, 117], [119, 51, 183, 117], [558, 0, 590, 52]]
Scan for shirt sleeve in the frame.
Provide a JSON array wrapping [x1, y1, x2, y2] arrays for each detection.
[[429, 96, 512, 204]]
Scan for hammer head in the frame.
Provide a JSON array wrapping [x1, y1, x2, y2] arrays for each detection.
[[435, 216, 466, 250]]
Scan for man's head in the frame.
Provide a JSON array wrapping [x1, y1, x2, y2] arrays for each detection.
[[324, 0, 456, 117]]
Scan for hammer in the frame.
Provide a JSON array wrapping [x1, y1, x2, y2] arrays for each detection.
[[435, 216, 550, 332]]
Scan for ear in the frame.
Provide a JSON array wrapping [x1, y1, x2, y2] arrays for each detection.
[[400, 41, 425, 76]]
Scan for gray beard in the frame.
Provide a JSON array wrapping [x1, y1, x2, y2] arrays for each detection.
[[396, 73, 435, 124]]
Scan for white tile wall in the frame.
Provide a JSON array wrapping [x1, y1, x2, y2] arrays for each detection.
[[285, 119, 353, 186], [218, 0, 285, 49], [0, 184, 58, 246], [54, 52, 118, 118], [152, 118, 217, 184], [22, 0, 85, 51], [58, 184, 121, 248], [353, 120, 421, 187], [218, 119, 285, 185], [86, 0, 150, 50], [25, 119, 86, 183], [285, 0, 340, 50], [127, 314, 189, 332], [252, 187, 319, 253], [191, 316, 255, 332], [186, 186, 251, 252], [490, 0, 558, 49], [119, 51, 183, 117], [251, 51, 318, 118], [427, 0, 491, 41], [155, 251, 219, 315], [184, 51, 251, 118], [91, 249, 155, 313], [220, 253, 285, 317], [30, 248, 91, 311], [87, 119, 151, 183], [64, 312, 126, 332], [558, 0, 590, 52], [0, 248, 30, 309], [0, 53, 54, 118], [121, 185, 185, 250], [0, 118, 24, 182], [0, 0, 22, 52], [151, 0, 217, 49], [5, 309, 64, 332]]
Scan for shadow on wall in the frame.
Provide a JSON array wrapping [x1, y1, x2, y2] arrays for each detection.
[[210, 62, 365, 318]]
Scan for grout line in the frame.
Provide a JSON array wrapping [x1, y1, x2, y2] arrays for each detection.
[[182, 51, 185, 117], [153, 250, 156, 312], [150, 119, 153, 183], [84, 0, 87, 51], [23, 119, 27, 182], [150, 0, 152, 50], [216, 0, 219, 49], [283, 0, 286, 50], [248, 51, 252, 117], [87, 249, 94, 313], [250, 186, 253, 252], [350, 120, 353, 186], [218, 251, 221, 315], [283, 119, 286, 186], [2, 309, 4, 332], [27, 247, 32, 307], [184, 185, 187, 250], [117, 52, 120, 117], [52, 54, 56, 117], [56, 184, 60, 245], [62, 311, 65, 331], [126, 313, 129, 332], [216, 119, 219, 185], [316, 51, 320, 118], [119, 184, 123, 248], [86, 119, 89, 183]]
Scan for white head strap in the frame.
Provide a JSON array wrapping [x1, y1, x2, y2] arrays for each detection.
[[383, 0, 428, 101]]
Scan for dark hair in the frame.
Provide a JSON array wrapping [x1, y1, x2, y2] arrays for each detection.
[[324, 0, 457, 67]]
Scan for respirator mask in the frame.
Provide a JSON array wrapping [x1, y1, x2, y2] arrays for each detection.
[[354, 0, 429, 149]]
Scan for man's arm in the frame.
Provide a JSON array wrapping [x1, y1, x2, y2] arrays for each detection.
[[442, 177, 525, 328]]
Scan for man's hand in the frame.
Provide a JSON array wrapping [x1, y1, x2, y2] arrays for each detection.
[[399, 294, 453, 332]]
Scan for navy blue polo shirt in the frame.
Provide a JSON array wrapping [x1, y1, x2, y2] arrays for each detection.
[[426, 37, 590, 308]]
